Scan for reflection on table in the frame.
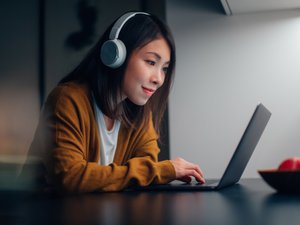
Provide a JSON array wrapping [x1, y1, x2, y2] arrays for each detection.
[[1, 179, 300, 225]]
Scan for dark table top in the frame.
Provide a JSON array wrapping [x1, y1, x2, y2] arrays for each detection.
[[1, 178, 300, 225]]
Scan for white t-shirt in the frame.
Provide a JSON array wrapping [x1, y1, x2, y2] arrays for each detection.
[[93, 100, 121, 165]]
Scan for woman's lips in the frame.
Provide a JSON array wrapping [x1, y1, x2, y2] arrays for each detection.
[[142, 86, 155, 96]]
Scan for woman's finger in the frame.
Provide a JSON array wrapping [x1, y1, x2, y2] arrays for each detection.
[[183, 162, 205, 183], [188, 169, 205, 184], [178, 176, 192, 183]]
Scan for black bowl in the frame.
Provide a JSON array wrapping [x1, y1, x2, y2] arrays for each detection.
[[258, 169, 300, 193]]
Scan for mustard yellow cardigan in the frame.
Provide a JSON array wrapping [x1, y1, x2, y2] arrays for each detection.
[[27, 81, 176, 193]]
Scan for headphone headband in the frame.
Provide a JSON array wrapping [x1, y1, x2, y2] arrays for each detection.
[[109, 12, 150, 40], [100, 11, 150, 68]]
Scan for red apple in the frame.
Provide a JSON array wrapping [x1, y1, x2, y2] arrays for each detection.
[[278, 157, 300, 171]]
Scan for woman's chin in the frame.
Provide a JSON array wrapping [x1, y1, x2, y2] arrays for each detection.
[[129, 98, 149, 106]]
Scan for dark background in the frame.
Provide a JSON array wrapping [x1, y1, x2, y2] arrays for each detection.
[[0, 0, 170, 161]]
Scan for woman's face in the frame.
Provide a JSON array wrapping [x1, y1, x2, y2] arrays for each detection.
[[122, 37, 170, 105]]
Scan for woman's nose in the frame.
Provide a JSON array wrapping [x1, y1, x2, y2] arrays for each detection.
[[151, 70, 165, 87]]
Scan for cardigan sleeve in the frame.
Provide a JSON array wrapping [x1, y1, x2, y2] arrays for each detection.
[[43, 84, 176, 193], [99, 114, 177, 192]]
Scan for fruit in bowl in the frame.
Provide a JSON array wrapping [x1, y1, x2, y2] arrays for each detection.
[[258, 157, 300, 193], [278, 157, 300, 171]]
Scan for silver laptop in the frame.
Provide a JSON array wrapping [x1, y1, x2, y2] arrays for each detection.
[[134, 103, 271, 191]]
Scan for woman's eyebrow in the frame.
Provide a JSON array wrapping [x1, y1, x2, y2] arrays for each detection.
[[146, 52, 161, 59], [146, 52, 170, 64]]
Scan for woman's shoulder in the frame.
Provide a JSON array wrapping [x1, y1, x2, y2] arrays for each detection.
[[52, 81, 89, 96], [45, 81, 91, 110]]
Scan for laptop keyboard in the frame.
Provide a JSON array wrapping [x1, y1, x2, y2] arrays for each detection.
[[197, 179, 219, 186], [172, 179, 219, 186]]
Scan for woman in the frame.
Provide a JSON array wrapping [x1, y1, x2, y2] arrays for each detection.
[[26, 11, 205, 193]]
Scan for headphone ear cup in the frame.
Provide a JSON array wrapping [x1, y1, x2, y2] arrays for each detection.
[[100, 39, 127, 68]]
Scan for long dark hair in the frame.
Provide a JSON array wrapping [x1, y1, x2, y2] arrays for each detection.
[[60, 11, 176, 137]]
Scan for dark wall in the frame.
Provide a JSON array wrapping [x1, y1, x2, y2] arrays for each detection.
[[0, 0, 40, 156]]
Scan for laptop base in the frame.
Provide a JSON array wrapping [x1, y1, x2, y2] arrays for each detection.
[[133, 179, 220, 191]]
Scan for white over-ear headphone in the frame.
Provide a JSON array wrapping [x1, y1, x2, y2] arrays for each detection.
[[100, 12, 150, 68]]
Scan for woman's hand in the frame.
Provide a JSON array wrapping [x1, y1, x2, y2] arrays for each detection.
[[170, 157, 205, 184]]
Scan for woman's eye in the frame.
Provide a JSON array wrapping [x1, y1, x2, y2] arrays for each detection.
[[163, 67, 168, 74], [146, 60, 156, 66]]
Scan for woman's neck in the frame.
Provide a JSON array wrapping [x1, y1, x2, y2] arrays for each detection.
[[103, 114, 114, 131]]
